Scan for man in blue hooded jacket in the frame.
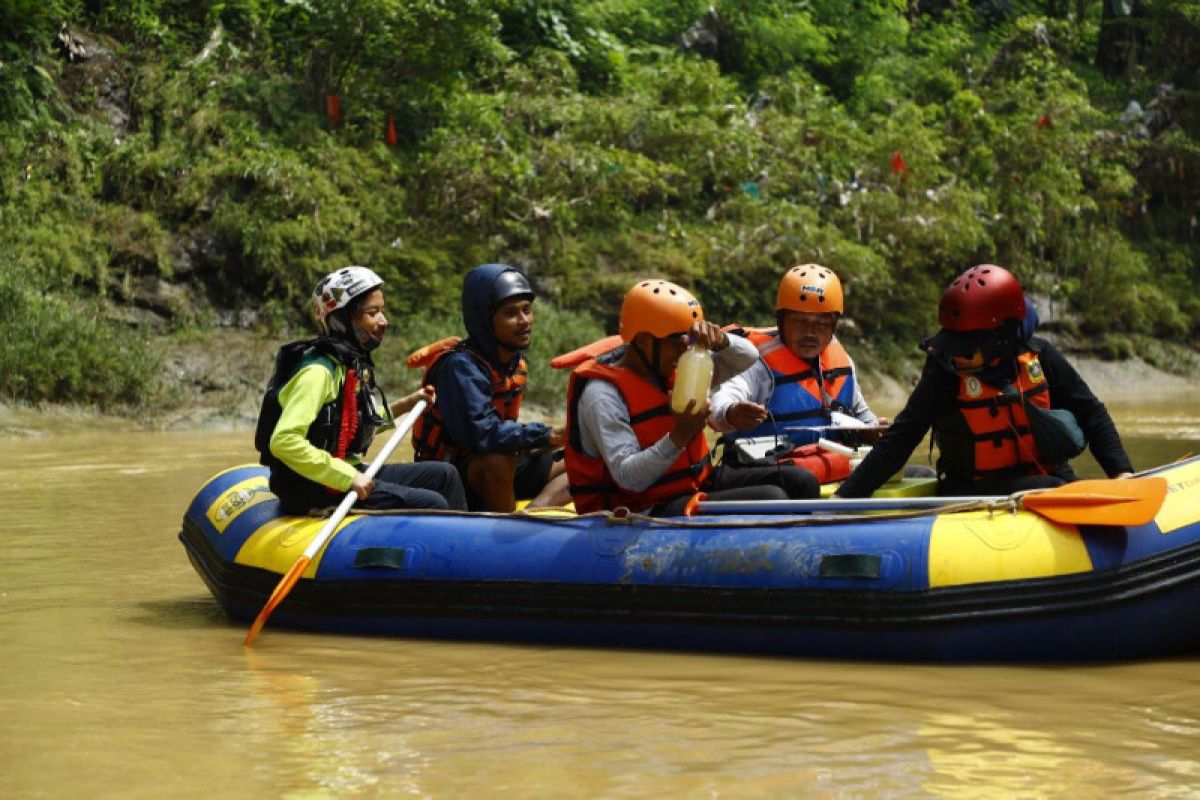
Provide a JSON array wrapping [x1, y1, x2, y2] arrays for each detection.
[[410, 263, 570, 511]]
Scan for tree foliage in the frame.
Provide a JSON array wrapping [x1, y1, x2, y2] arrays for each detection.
[[1, 0, 1197, 409]]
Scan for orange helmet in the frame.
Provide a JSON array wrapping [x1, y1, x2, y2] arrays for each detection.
[[775, 264, 844, 315], [618, 280, 703, 342]]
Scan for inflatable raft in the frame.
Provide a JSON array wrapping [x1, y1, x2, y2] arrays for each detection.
[[180, 456, 1200, 662]]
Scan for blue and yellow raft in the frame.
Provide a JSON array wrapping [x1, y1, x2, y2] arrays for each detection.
[[180, 456, 1200, 662]]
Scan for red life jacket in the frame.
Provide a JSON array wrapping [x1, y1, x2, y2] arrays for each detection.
[[776, 444, 852, 484], [939, 351, 1051, 479], [408, 337, 527, 464], [563, 359, 712, 513]]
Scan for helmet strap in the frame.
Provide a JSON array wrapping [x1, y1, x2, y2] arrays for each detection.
[[630, 336, 670, 394], [325, 308, 351, 338]]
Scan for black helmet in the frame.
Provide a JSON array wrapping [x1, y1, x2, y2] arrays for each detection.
[[489, 266, 535, 313]]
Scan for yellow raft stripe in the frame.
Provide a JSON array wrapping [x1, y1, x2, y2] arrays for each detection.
[[1156, 459, 1200, 535], [871, 476, 938, 498], [928, 510, 1092, 588], [201, 468, 360, 575], [207, 474, 276, 534], [234, 515, 356, 576]]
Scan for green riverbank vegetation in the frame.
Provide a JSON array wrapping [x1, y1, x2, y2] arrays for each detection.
[[2, 0, 1198, 414]]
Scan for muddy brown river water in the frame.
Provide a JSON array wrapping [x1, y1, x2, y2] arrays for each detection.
[[3, 396, 1200, 797]]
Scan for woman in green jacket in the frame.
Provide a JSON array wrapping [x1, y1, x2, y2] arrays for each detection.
[[255, 266, 467, 514]]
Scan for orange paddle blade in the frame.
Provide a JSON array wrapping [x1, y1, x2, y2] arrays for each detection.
[[243, 555, 312, 647], [1020, 477, 1168, 527]]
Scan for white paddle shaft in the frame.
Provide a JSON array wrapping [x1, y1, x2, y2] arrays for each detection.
[[300, 400, 427, 559]]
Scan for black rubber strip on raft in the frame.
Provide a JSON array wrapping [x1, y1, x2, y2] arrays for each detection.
[[178, 517, 1200, 633]]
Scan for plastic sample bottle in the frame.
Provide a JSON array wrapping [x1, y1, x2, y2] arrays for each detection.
[[670, 345, 714, 413]]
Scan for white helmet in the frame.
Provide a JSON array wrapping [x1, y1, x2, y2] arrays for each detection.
[[312, 266, 384, 334]]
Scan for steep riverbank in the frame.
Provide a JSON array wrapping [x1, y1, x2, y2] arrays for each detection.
[[861, 348, 1200, 411], [2, 327, 1197, 439]]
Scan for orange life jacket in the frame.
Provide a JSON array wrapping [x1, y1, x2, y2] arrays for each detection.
[[938, 351, 1051, 479], [743, 330, 856, 434], [408, 336, 527, 464], [563, 359, 712, 513], [550, 334, 623, 370]]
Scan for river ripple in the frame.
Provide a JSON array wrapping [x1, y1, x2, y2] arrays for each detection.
[[2, 400, 1200, 798]]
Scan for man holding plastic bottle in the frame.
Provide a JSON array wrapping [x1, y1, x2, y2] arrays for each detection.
[[561, 279, 818, 517]]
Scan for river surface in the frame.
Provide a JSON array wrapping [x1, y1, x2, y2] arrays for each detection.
[[3, 397, 1200, 798]]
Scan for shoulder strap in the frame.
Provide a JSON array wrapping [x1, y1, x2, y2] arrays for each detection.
[[406, 336, 463, 369], [552, 335, 624, 370]]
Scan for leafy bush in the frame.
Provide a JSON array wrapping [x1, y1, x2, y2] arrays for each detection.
[[2, 0, 1198, 415], [0, 265, 162, 409]]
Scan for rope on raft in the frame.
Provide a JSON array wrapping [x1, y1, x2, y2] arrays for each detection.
[[344, 498, 1022, 528]]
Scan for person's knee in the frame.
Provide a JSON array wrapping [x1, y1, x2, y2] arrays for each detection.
[[780, 465, 819, 499], [468, 452, 515, 484], [759, 485, 788, 501], [394, 485, 450, 510], [1026, 475, 1066, 491], [422, 493, 450, 510], [430, 461, 460, 487]]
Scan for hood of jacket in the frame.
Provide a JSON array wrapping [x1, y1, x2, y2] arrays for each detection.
[[462, 263, 524, 370]]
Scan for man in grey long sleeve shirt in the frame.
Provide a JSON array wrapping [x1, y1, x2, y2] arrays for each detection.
[[563, 279, 817, 516], [578, 329, 758, 490]]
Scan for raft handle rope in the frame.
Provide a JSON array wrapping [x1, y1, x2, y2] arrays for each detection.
[[348, 496, 1020, 529]]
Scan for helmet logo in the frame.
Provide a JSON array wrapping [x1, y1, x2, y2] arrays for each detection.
[[320, 286, 345, 310], [801, 284, 824, 297]]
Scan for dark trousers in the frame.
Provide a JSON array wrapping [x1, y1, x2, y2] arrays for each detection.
[[354, 462, 468, 511], [939, 463, 1076, 497], [653, 463, 819, 517], [941, 473, 1067, 497], [276, 461, 467, 514]]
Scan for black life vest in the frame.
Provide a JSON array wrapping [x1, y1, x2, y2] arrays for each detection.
[[254, 337, 388, 500]]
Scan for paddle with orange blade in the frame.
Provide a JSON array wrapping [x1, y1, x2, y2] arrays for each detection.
[[243, 400, 427, 647], [1017, 477, 1168, 526], [695, 476, 1169, 527]]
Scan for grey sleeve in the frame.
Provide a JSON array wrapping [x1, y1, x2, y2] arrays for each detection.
[[845, 356, 878, 425], [709, 360, 772, 433], [577, 380, 684, 492], [712, 333, 759, 384]]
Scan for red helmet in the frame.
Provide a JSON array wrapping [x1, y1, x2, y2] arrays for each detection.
[[938, 264, 1026, 332]]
